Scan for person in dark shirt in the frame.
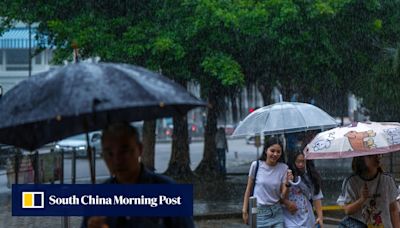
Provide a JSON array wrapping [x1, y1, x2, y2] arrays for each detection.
[[81, 122, 194, 228]]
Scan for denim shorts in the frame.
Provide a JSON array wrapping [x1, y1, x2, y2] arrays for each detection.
[[256, 204, 284, 228]]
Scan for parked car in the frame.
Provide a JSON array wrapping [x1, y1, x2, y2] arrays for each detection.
[[54, 132, 102, 158]]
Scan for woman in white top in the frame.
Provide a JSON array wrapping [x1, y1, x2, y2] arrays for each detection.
[[282, 152, 324, 227], [337, 155, 400, 228], [242, 137, 292, 228]]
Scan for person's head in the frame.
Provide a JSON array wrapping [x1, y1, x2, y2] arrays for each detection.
[[288, 151, 321, 194], [291, 152, 306, 174], [101, 122, 142, 182], [260, 136, 284, 165], [352, 154, 382, 176]]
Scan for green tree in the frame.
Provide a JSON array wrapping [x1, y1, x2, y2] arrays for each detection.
[[352, 0, 400, 121], [0, 0, 195, 178], [178, 0, 245, 177]]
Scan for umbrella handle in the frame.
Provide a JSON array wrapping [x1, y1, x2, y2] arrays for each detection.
[[289, 176, 301, 186]]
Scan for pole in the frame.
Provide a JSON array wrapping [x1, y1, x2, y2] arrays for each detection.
[[85, 131, 95, 184], [92, 147, 96, 184], [33, 151, 39, 184], [28, 23, 32, 77], [256, 147, 259, 160], [60, 149, 70, 228], [249, 196, 257, 228], [72, 148, 76, 184], [255, 135, 261, 159], [14, 152, 20, 184], [62, 217, 70, 228], [60, 149, 64, 184], [50, 149, 55, 184]]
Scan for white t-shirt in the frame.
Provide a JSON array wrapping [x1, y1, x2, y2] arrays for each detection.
[[337, 172, 398, 228], [249, 160, 288, 206]]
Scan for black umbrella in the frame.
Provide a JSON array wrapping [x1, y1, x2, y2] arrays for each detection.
[[0, 62, 205, 150]]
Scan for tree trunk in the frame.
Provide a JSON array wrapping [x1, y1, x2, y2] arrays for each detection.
[[142, 120, 156, 171], [247, 83, 254, 108], [164, 79, 193, 181], [238, 91, 243, 120], [257, 83, 272, 106], [282, 84, 292, 102], [230, 93, 238, 123], [164, 114, 194, 180], [195, 90, 220, 178]]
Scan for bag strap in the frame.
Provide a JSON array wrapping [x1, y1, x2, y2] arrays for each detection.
[[251, 160, 259, 196]]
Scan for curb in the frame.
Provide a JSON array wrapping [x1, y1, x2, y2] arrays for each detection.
[[193, 212, 340, 224]]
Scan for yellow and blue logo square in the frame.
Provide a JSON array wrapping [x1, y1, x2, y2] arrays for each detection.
[[22, 192, 44, 209]]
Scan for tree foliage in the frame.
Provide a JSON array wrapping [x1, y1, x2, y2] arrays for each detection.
[[2, 0, 400, 178]]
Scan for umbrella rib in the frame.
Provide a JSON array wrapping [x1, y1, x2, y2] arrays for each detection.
[[280, 102, 286, 135]]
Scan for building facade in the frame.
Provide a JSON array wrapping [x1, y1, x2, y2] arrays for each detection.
[[0, 23, 53, 94]]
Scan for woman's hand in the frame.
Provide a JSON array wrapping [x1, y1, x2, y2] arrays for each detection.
[[315, 216, 323, 227], [242, 210, 249, 224], [281, 198, 297, 214], [286, 169, 294, 184], [287, 200, 298, 214]]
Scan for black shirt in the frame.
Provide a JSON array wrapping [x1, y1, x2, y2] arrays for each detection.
[[81, 164, 194, 228]]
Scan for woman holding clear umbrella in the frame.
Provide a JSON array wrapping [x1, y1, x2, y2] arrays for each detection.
[[337, 155, 400, 227], [242, 136, 293, 227]]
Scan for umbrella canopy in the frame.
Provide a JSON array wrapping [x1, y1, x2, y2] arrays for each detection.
[[0, 62, 206, 151], [232, 102, 337, 137], [304, 122, 400, 159]]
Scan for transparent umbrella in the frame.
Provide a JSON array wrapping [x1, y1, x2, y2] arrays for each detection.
[[232, 101, 338, 137]]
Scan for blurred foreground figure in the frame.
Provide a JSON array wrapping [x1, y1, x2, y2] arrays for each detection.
[[82, 122, 194, 228]]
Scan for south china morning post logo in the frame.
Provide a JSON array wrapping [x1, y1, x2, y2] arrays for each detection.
[[22, 192, 44, 209], [13, 184, 193, 216], [48, 194, 182, 207]]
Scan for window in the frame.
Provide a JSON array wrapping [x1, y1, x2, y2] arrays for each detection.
[[6, 49, 29, 64]]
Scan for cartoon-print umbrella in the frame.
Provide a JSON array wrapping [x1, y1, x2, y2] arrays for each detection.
[[304, 122, 400, 159]]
